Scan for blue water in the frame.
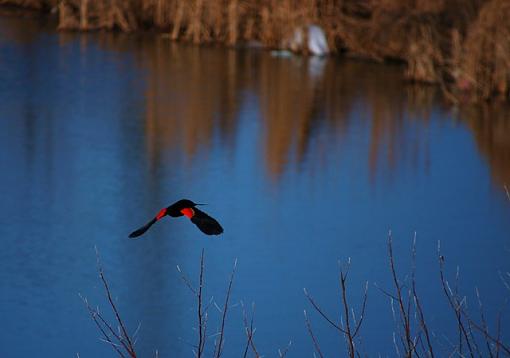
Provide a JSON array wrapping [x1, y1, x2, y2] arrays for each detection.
[[1, 13, 509, 357]]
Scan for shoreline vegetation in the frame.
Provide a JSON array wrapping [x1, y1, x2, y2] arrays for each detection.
[[1, 0, 509, 103], [85, 232, 510, 357]]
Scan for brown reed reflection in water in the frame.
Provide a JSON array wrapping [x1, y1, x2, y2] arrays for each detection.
[[134, 39, 509, 187], [459, 103, 510, 187], [258, 56, 326, 179], [140, 43, 248, 167], [257, 56, 419, 181], [3, 13, 508, 189]]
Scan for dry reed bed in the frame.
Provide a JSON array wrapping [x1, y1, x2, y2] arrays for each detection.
[[1, 0, 509, 101]]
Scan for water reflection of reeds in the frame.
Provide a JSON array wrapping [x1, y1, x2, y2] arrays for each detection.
[[141, 44, 245, 165], [134, 39, 509, 188], [460, 103, 510, 186], [4, 15, 508, 190]]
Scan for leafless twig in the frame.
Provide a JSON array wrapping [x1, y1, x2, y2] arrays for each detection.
[[339, 259, 367, 358], [177, 264, 197, 295], [438, 241, 476, 358], [303, 288, 346, 333], [95, 249, 136, 357], [241, 301, 259, 358], [461, 311, 510, 356], [475, 287, 495, 357], [278, 340, 292, 357], [304, 258, 368, 358], [304, 310, 324, 358], [197, 249, 206, 357], [214, 258, 238, 358], [80, 247, 137, 358], [387, 232, 415, 357], [80, 294, 128, 358], [411, 234, 435, 357]]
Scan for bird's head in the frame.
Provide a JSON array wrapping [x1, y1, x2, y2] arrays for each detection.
[[177, 199, 206, 208]]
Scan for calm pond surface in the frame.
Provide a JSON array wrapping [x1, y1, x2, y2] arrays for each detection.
[[1, 12, 509, 358]]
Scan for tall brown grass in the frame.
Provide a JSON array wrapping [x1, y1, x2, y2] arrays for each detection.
[[455, 0, 510, 100], [2, 0, 509, 101]]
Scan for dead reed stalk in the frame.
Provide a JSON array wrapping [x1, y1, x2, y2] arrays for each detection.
[[0, 0, 45, 9], [170, 1, 185, 40], [56, 0, 137, 31], [458, 0, 510, 100]]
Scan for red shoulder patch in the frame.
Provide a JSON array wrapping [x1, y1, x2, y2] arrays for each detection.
[[180, 208, 195, 218], [156, 208, 167, 220]]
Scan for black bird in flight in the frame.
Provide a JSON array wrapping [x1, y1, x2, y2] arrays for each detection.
[[128, 199, 223, 238]]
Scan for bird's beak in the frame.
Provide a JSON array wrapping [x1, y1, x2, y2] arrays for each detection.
[[195, 203, 207, 206]]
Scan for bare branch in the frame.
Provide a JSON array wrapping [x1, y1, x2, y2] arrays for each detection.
[[177, 264, 197, 295], [499, 271, 510, 292], [95, 247, 136, 357], [388, 232, 414, 357], [197, 249, 205, 357], [438, 242, 475, 358], [411, 234, 434, 358], [461, 312, 510, 356], [353, 281, 369, 338], [278, 340, 292, 357], [241, 302, 259, 358], [304, 310, 324, 358], [214, 258, 238, 358], [475, 287, 495, 357], [80, 294, 127, 358], [374, 282, 399, 301], [496, 311, 502, 358], [303, 288, 347, 333], [340, 265, 355, 358]]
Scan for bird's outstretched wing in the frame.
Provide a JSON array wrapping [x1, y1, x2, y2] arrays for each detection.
[[190, 208, 224, 235], [128, 218, 158, 238]]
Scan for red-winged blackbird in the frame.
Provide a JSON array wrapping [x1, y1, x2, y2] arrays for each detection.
[[128, 199, 224, 238]]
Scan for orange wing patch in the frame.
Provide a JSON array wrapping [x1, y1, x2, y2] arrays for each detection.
[[180, 208, 195, 218]]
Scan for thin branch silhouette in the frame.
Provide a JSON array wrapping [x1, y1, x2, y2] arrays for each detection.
[[214, 258, 238, 358], [241, 301, 260, 358], [304, 309, 324, 358], [304, 258, 368, 357], [80, 248, 137, 358]]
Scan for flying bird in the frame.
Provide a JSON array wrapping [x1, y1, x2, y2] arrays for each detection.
[[128, 199, 223, 238]]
